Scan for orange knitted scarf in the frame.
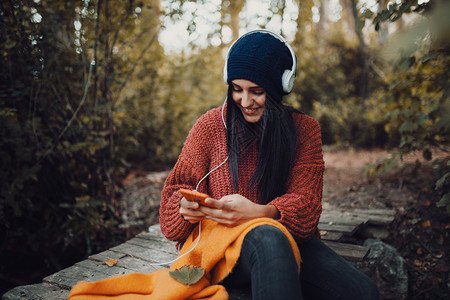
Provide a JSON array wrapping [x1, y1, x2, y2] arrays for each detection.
[[68, 218, 301, 300]]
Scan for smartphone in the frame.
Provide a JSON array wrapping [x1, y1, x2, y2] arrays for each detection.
[[179, 188, 213, 208]]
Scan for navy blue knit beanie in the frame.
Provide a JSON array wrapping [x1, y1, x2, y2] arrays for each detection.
[[224, 30, 296, 102]]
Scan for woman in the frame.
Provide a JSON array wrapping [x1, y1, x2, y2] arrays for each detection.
[[159, 30, 379, 300]]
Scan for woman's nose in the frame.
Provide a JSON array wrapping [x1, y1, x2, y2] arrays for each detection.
[[241, 91, 253, 107]]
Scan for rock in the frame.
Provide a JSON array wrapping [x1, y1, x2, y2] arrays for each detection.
[[119, 170, 170, 228], [357, 239, 408, 300]]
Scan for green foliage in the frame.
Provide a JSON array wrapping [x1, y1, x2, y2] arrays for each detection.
[[370, 0, 450, 213], [0, 0, 163, 278], [381, 52, 449, 152], [288, 33, 388, 147], [1, 2, 226, 285], [116, 45, 226, 169], [313, 94, 389, 147], [437, 193, 450, 214], [363, 153, 400, 179]]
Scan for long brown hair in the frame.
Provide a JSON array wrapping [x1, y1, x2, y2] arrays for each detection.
[[226, 86, 300, 203]]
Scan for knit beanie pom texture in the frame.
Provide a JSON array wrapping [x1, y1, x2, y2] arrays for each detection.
[[225, 32, 294, 102]]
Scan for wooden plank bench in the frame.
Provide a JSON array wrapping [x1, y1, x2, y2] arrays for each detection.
[[2, 208, 395, 300]]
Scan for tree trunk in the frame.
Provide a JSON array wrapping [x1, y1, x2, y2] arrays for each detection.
[[348, 0, 370, 99], [377, 0, 389, 44], [295, 0, 314, 45], [317, 0, 330, 38], [229, 1, 245, 41]]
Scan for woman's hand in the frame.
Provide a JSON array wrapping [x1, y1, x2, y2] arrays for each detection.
[[179, 197, 207, 224], [198, 194, 280, 226]]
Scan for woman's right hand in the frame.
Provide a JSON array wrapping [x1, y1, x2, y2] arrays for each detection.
[[179, 197, 207, 224]]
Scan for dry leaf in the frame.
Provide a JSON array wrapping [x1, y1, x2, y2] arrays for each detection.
[[320, 230, 328, 236], [414, 259, 423, 267], [104, 258, 118, 267], [417, 248, 423, 255]]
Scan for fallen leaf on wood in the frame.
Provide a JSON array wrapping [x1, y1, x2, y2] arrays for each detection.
[[169, 265, 205, 287], [320, 230, 328, 236], [99, 258, 118, 267]]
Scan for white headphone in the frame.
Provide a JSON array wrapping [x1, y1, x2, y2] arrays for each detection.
[[223, 29, 297, 94]]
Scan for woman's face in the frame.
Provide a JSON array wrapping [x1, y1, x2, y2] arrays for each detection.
[[231, 79, 266, 123]]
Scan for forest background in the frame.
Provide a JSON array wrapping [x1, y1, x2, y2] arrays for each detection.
[[0, 0, 449, 296]]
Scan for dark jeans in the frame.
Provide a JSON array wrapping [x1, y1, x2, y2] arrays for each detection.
[[222, 225, 379, 300]]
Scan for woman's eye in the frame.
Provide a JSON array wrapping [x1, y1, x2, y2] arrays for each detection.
[[252, 90, 264, 95]]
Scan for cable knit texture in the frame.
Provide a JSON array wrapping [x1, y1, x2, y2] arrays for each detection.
[[159, 106, 324, 244]]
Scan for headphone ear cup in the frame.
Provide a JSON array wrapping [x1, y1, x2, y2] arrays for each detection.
[[281, 69, 295, 93]]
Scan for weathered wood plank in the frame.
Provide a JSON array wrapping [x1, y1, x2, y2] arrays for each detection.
[[76, 257, 164, 276], [128, 235, 178, 255], [109, 241, 177, 264], [365, 215, 396, 226], [349, 208, 396, 216], [321, 208, 395, 226], [320, 209, 395, 226], [89, 250, 169, 272], [322, 241, 369, 262], [319, 215, 366, 226], [319, 230, 344, 241], [318, 223, 359, 235], [2, 283, 69, 300], [42, 264, 112, 290], [88, 249, 128, 262]]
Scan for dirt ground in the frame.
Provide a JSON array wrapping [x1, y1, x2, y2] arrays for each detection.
[[322, 148, 450, 299], [120, 147, 450, 299]]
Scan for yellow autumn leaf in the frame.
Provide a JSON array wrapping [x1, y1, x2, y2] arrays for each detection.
[[104, 258, 118, 267]]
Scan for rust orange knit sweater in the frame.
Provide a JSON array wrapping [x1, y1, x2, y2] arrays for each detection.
[[159, 106, 324, 244]]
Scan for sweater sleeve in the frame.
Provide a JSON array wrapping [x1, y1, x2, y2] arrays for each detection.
[[159, 110, 216, 243], [268, 114, 324, 243]]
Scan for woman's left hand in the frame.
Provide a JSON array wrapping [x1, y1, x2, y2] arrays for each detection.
[[198, 194, 280, 226]]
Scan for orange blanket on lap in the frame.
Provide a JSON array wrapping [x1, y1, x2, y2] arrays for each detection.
[[68, 218, 301, 300]]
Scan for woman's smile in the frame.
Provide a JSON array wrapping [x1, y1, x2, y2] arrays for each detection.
[[242, 106, 260, 114]]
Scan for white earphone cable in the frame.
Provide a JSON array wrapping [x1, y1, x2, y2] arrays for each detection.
[[150, 98, 228, 267], [149, 222, 202, 267], [195, 97, 228, 192]]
